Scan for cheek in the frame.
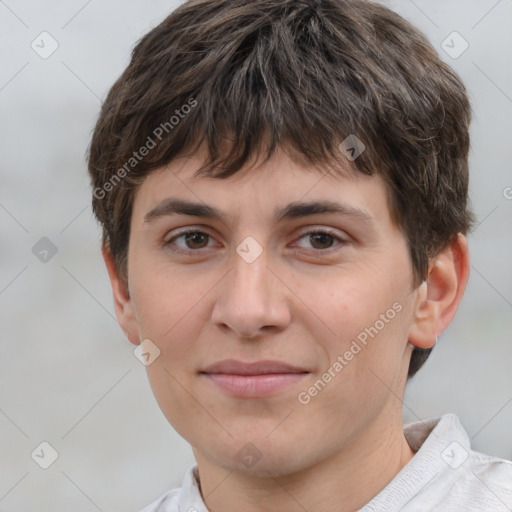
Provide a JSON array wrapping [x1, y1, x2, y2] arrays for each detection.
[[294, 284, 410, 433], [128, 266, 213, 376], [144, 361, 201, 443], [130, 266, 213, 435], [297, 265, 411, 381], [299, 267, 400, 338]]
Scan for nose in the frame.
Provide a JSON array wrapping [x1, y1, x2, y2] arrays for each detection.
[[211, 246, 291, 339]]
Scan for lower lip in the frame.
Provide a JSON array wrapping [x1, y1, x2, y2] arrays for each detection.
[[202, 373, 309, 397]]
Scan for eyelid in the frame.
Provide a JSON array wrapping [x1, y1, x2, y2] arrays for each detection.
[[291, 227, 350, 251], [163, 225, 350, 255], [163, 226, 218, 248], [163, 226, 212, 242], [294, 226, 350, 241]]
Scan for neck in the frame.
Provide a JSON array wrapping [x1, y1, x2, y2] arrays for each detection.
[[193, 412, 415, 512]]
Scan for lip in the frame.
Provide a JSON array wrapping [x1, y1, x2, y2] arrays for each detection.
[[200, 359, 310, 398], [201, 359, 310, 375]]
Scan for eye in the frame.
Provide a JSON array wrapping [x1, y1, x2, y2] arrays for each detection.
[[164, 229, 217, 254], [292, 229, 349, 252], [163, 227, 349, 256]]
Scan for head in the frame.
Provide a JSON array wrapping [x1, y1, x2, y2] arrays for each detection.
[[88, 0, 473, 477]]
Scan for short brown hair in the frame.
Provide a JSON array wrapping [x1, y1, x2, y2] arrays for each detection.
[[87, 0, 475, 378]]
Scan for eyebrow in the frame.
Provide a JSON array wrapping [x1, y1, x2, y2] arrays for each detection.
[[144, 198, 374, 225]]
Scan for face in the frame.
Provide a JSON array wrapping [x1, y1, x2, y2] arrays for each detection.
[[123, 147, 422, 477]]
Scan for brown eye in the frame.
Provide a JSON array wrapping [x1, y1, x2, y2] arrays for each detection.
[[293, 229, 348, 252], [308, 232, 336, 250], [164, 230, 215, 253], [181, 232, 210, 249]]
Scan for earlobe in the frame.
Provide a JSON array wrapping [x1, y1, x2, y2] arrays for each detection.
[[102, 245, 141, 346], [408, 233, 470, 350]]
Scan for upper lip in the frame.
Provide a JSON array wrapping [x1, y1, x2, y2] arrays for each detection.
[[200, 359, 310, 375]]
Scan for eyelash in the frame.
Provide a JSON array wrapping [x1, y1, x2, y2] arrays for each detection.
[[163, 228, 349, 255]]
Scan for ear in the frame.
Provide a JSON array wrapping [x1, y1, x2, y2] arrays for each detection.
[[102, 245, 140, 346], [408, 233, 470, 349]]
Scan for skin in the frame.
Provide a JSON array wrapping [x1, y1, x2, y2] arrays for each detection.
[[104, 145, 470, 512]]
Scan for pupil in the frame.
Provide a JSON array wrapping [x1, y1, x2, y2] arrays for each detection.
[[182, 233, 333, 250], [311, 233, 332, 249], [186, 232, 207, 248]]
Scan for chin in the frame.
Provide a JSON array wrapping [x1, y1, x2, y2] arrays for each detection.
[[206, 437, 312, 478]]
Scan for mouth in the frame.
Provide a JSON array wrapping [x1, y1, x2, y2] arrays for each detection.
[[199, 359, 310, 398]]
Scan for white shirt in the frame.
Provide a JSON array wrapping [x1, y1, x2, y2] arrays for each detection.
[[139, 414, 512, 511]]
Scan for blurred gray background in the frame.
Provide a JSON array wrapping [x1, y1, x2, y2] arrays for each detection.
[[0, 0, 511, 510]]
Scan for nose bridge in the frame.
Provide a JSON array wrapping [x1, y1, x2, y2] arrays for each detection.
[[212, 242, 287, 337], [228, 245, 271, 309]]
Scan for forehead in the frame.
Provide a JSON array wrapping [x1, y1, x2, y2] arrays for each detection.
[[132, 146, 393, 227]]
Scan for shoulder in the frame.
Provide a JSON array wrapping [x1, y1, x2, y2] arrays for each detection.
[[136, 465, 206, 512], [363, 414, 512, 512], [448, 449, 512, 507], [406, 414, 512, 511], [419, 452, 512, 511], [137, 488, 180, 512]]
